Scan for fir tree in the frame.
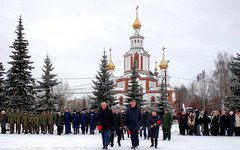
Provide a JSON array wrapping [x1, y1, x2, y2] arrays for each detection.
[[0, 61, 5, 108], [37, 54, 59, 111], [126, 61, 144, 107], [228, 53, 240, 109], [157, 81, 174, 113], [92, 50, 115, 109], [4, 16, 35, 111]]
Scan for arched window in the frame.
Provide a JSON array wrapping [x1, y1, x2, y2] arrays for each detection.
[[119, 96, 123, 106], [151, 96, 155, 106], [134, 53, 139, 69]]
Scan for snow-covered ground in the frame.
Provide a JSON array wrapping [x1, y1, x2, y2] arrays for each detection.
[[0, 123, 239, 150]]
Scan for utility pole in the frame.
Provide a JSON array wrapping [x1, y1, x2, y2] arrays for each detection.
[[197, 70, 206, 111]]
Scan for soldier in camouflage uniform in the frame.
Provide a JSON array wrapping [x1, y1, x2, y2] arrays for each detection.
[[8, 109, 15, 134], [48, 111, 55, 134], [34, 113, 40, 134], [22, 112, 29, 134], [40, 112, 43, 133], [42, 112, 48, 134], [15, 110, 22, 134], [28, 112, 35, 134]]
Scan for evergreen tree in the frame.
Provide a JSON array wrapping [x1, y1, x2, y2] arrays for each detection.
[[92, 50, 115, 109], [4, 16, 35, 111], [126, 61, 144, 107], [228, 53, 240, 109], [157, 81, 174, 113], [0, 61, 5, 108], [37, 54, 59, 111]]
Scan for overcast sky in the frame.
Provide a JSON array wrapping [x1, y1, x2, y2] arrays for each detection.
[[0, 0, 240, 98]]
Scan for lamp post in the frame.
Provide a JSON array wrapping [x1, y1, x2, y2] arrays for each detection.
[[164, 60, 170, 101]]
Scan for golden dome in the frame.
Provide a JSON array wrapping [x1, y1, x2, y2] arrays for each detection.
[[107, 58, 115, 70], [159, 56, 168, 70], [133, 16, 141, 29]]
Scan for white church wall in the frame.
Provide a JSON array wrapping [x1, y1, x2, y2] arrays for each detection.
[[143, 56, 148, 71], [125, 57, 130, 71]]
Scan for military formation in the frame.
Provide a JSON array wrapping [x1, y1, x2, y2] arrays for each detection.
[[0, 108, 99, 135]]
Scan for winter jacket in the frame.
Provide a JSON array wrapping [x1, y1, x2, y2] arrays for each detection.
[[179, 114, 188, 129], [210, 116, 219, 136], [188, 114, 195, 126], [8, 112, 15, 124], [42, 115, 48, 126], [235, 113, 240, 127], [22, 114, 29, 126], [28, 115, 34, 125], [146, 115, 161, 138], [200, 113, 211, 135], [162, 112, 173, 129], [48, 114, 55, 125], [124, 106, 143, 131], [72, 113, 80, 128], [0, 114, 8, 127], [15, 113, 22, 125], [143, 111, 151, 126], [64, 112, 72, 125], [56, 115, 64, 127], [228, 115, 235, 133], [113, 113, 123, 131], [89, 112, 97, 129], [80, 113, 87, 128], [34, 116, 40, 126], [97, 107, 114, 131]]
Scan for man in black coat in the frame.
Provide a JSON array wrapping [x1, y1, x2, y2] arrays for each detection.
[[110, 108, 123, 147], [142, 107, 150, 139], [179, 110, 188, 135], [55, 112, 64, 135], [0, 110, 8, 134], [97, 102, 114, 150], [219, 110, 227, 136], [124, 100, 143, 150]]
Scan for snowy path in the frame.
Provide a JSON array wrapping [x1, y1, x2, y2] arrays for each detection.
[[0, 124, 239, 150]]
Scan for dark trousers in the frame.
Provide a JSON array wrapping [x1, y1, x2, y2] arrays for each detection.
[[235, 127, 240, 136], [24, 125, 28, 133], [90, 124, 95, 134], [130, 130, 139, 147], [10, 124, 14, 133], [151, 138, 158, 147], [1, 127, 6, 134], [189, 126, 195, 135], [163, 128, 171, 140], [102, 130, 110, 148], [116, 130, 121, 144], [65, 124, 70, 134], [35, 126, 40, 134], [140, 125, 147, 138], [86, 123, 89, 134], [81, 127, 85, 134], [16, 124, 21, 133], [219, 125, 226, 135], [57, 126, 63, 135], [49, 124, 54, 134]]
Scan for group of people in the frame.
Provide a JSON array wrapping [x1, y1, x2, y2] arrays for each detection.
[[176, 109, 240, 136], [0, 100, 175, 150], [97, 100, 173, 150], [0, 108, 97, 136]]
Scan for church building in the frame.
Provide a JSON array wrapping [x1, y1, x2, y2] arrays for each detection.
[[107, 8, 177, 109]]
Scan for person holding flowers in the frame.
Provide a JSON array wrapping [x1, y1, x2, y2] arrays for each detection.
[[146, 109, 161, 148]]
